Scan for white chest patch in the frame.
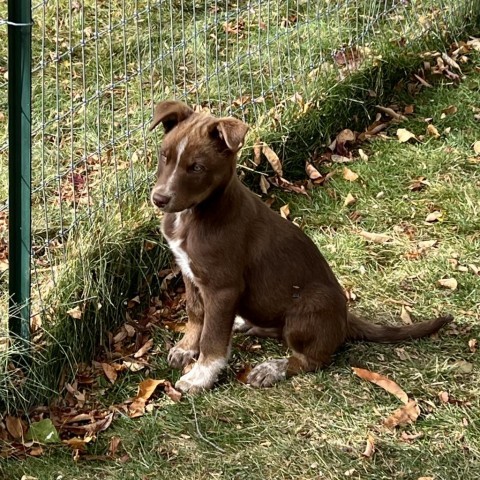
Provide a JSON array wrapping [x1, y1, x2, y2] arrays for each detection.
[[163, 212, 196, 282], [169, 237, 195, 281]]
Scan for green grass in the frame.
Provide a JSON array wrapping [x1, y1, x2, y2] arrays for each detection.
[[2, 45, 480, 480]]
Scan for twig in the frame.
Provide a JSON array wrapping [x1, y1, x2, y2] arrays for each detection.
[[189, 397, 226, 453]]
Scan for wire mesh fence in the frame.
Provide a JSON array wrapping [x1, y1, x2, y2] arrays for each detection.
[[0, 0, 478, 405]]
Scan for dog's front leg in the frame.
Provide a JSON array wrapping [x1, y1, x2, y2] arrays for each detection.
[[168, 278, 204, 369], [175, 287, 238, 394]]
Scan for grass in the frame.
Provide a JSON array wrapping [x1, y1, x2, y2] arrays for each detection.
[[2, 45, 480, 480]]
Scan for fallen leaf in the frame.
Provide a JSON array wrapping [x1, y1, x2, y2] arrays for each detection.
[[362, 435, 375, 458], [26, 419, 60, 444], [259, 175, 270, 194], [425, 211, 442, 223], [332, 154, 353, 163], [336, 129, 356, 144], [358, 230, 392, 244], [417, 477, 434, 480], [280, 204, 290, 219], [67, 306, 83, 319], [101, 363, 118, 384], [129, 378, 165, 418], [5, 415, 25, 440], [28, 447, 44, 457], [344, 193, 356, 207], [437, 278, 458, 290], [343, 167, 359, 182], [358, 149, 369, 161], [404, 105, 415, 114], [164, 381, 182, 402], [441, 105, 458, 116], [418, 240, 437, 249], [305, 162, 323, 181], [401, 431, 423, 442], [353, 367, 408, 404], [63, 436, 93, 451], [253, 141, 262, 166], [133, 338, 154, 358], [473, 141, 480, 155], [452, 360, 473, 374], [400, 305, 412, 325], [162, 321, 187, 333], [262, 143, 283, 177], [384, 399, 420, 429], [438, 391, 449, 403], [397, 128, 416, 143], [468, 338, 477, 353], [426, 124, 440, 138], [108, 436, 122, 456]]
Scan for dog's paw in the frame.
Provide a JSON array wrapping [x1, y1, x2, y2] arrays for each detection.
[[232, 315, 250, 333], [167, 345, 198, 370], [175, 359, 226, 394], [247, 359, 288, 388]]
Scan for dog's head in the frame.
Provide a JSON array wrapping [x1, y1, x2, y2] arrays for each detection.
[[149, 100, 249, 213]]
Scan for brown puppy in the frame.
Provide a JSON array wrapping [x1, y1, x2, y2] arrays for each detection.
[[149, 100, 453, 393]]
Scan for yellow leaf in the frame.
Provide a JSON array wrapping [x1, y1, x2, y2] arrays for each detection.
[[343, 167, 358, 182], [358, 149, 369, 161], [279, 204, 290, 219], [426, 124, 440, 138], [397, 128, 416, 143], [437, 278, 458, 290], [67, 306, 82, 319], [473, 141, 480, 155], [343, 193, 356, 207]]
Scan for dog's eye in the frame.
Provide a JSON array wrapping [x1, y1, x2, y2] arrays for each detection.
[[191, 163, 205, 173]]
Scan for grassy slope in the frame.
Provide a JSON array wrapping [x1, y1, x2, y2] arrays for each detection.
[[2, 52, 480, 480]]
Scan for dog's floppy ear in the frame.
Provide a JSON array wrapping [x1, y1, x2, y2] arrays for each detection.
[[149, 101, 194, 132], [215, 118, 249, 153]]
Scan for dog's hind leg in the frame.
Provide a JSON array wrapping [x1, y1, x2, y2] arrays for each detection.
[[247, 300, 346, 388], [168, 278, 204, 369]]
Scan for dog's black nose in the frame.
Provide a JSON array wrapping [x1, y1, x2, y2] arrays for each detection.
[[152, 192, 171, 208]]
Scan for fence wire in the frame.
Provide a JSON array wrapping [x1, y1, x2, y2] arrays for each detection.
[[0, 0, 478, 345]]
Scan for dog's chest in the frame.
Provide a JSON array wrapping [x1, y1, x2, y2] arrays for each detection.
[[162, 212, 196, 282]]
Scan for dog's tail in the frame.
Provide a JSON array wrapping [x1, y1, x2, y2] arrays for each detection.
[[346, 312, 453, 343]]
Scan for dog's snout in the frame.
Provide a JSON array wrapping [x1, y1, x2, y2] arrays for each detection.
[[152, 192, 171, 208]]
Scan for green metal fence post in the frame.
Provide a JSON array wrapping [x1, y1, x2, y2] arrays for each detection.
[[8, 0, 32, 348]]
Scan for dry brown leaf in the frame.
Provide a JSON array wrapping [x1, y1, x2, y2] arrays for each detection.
[[425, 211, 442, 223], [262, 143, 283, 177], [305, 162, 322, 181], [280, 204, 290, 219], [336, 128, 356, 144], [400, 305, 412, 325], [468, 338, 477, 353], [441, 105, 458, 116], [352, 367, 408, 404], [417, 477, 434, 480], [5, 415, 24, 440], [426, 124, 440, 138], [400, 431, 423, 442], [438, 391, 449, 403], [344, 193, 356, 207], [437, 278, 458, 290], [397, 128, 417, 143], [67, 306, 83, 320], [108, 436, 122, 456], [164, 380, 182, 403], [162, 321, 187, 333], [259, 175, 270, 195], [129, 378, 165, 418], [358, 230, 392, 244], [384, 399, 420, 429], [133, 338, 154, 358], [404, 105, 415, 115], [332, 154, 353, 164], [253, 141, 262, 166], [418, 240, 437, 249], [362, 435, 375, 458], [473, 141, 480, 155], [101, 363, 118, 384], [343, 167, 359, 182]]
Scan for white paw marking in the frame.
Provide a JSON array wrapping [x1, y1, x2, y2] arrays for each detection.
[[233, 315, 248, 332], [247, 359, 288, 388], [175, 358, 226, 393]]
